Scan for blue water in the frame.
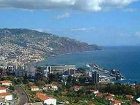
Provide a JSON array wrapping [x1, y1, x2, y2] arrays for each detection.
[[38, 46, 140, 82]]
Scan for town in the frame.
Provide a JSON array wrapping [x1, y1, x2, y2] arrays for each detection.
[[0, 0, 140, 105], [0, 58, 140, 105]]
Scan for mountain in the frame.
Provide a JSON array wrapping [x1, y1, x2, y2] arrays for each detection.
[[0, 28, 100, 56]]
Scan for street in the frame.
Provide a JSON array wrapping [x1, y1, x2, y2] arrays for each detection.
[[15, 86, 29, 105]]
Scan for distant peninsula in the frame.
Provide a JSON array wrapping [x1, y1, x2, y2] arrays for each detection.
[[0, 28, 100, 55]]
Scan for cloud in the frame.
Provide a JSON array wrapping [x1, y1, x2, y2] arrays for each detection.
[[71, 27, 95, 32], [123, 8, 137, 12], [34, 28, 52, 32], [0, 0, 138, 12], [56, 12, 70, 19], [135, 31, 140, 37]]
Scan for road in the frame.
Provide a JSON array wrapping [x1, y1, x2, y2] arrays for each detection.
[[15, 86, 29, 105]]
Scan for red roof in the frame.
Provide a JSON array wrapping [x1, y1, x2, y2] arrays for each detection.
[[111, 100, 121, 104], [0, 92, 11, 96], [0, 80, 12, 83], [0, 87, 7, 90], [36, 92, 53, 101], [106, 95, 114, 100], [96, 93, 103, 97], [126, 95, 134, 99], [132, 102, 139, 105]]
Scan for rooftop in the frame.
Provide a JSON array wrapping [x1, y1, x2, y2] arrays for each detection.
[[111, 100, 121, 104], [36, 92, 54, 101], [30, 86, 39, 89], [136, 97, 140, 103], [0, 92, 11, 97], [24, 102, 43, 105], [0, 80, 12, 83], [0, 87, 7, 90]]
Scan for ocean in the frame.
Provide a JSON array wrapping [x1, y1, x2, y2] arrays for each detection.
[[38, 46, 140, 83]]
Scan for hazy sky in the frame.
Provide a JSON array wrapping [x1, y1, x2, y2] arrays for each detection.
[[0, 0, 140, 46]]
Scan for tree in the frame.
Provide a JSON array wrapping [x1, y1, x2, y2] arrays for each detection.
[[13, 78, 22, 84], [9, 85, 15, 91], [99, 83, 135, 95], [35, 80, 45, 87], [48, 73, 60, 83]]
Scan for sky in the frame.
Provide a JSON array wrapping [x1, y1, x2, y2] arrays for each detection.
[[0, 0, 140, 46]]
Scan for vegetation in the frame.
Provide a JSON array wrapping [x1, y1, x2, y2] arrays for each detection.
[[99, 83, 135, 95], [9, 85, 15, 91], [1, 67, 140, 105]]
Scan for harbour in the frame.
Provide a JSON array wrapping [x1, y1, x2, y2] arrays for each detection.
[[37, 46, 140, 83]]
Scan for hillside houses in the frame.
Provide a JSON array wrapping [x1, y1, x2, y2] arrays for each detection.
[[36, 92, 56, 105], [30, 85, 40, 92], [0, 80, 12, 86], [0, 86, 13, 105], [43, 84, 58, 91]]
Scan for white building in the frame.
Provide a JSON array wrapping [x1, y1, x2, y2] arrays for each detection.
[[0, 87, 13, 102], [24, 102, 43, 105], [31, 86, 40, 91], [43, 69, 48, 77], [136, 97, 140, 103], [44, 98, 57, 105], [51, 85, 58, 91], [43, 84, 58, 91], [36, 92, 56, 105], [5, 94, 13, 101], [0, 56, 7, 69], [0, 87, 7, 93], [0, 80, 12, 86], [46, 65, 76, 74]]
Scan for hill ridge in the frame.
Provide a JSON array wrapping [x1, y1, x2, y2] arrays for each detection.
[[0, 28, 100, 56]]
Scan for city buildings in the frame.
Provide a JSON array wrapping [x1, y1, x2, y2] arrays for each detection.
[[92, 71, 99, 84], [46, 65, 76, 75]]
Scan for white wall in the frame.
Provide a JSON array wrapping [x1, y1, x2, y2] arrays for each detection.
[[44, 98, 56, 105], [0, 89, 6, 93], [5, 95, 13, 101]]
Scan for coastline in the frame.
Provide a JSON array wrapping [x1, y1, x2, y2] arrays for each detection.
[[35, 46, 140, 83], [36, 49, 102, 66]]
